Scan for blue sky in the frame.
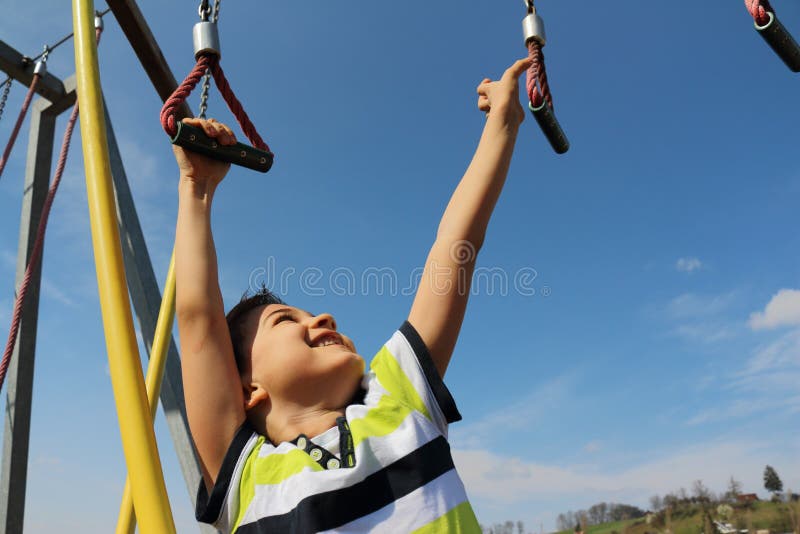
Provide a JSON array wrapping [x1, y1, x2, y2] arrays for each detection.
[[1, 1, 799, 532]]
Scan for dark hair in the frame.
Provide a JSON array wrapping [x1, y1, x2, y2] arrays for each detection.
[[226, 286, 285, 372]]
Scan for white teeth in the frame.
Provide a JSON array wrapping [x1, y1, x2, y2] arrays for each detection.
[[314, 338, 340, 348]]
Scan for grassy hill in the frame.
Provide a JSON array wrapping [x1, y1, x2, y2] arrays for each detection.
[[555, 501, 799, 534]]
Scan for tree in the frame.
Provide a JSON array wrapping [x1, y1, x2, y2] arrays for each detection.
[[725, 477, 742, 502], [693, 479, 712, 504], [650, 495, 663, 512], [517, 520, 525, 534], [764, 465, 784, 496]]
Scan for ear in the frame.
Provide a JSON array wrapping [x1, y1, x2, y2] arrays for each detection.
[[243, 383, 269, 411]]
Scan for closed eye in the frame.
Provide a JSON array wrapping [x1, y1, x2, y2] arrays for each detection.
[[273, 312, 295, 325]]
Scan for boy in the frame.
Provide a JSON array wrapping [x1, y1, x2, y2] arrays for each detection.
[[175, 58, 532, 533]]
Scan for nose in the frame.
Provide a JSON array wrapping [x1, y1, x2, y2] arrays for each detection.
[[309, 312, 336, 331]]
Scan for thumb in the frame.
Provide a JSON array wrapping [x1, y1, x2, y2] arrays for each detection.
[[502, 58, 534, 83]]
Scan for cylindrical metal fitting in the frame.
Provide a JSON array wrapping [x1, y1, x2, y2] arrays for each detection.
[[756, 12, 800, 72], [193, 21, 221, 58], [95, 13, 104, 30], [33, 60, 47, 76], [523, 13, 546, 46]]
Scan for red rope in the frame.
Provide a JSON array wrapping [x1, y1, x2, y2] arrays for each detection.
[[527, 41, 554, 110], [160, 53, 271, 152], [160, 55, 212, 137], [745, 0, 774, 26], [0, 75, 40, 181], [210, 61, 269, 151], [0, 27, 101, 392]]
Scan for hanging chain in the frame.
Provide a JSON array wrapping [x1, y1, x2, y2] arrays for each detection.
[[197, 0, 221, 118], [0, 79, 11, 123], [525, 0, 535, 14]]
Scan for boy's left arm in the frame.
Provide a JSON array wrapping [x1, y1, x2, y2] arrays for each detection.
[[408, 58, 532, 378]]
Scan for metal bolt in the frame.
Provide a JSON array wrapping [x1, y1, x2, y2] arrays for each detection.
[[190, 134, 196, 141]]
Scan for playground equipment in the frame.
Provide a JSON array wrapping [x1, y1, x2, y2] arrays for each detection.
[[0, 1, 796, 532], [744, 0, 800, 71], [160, 0, 274, 172], [522, 0, 570, 154]]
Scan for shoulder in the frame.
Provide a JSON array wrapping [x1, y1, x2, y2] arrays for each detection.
[[367, 321, 462, 430]]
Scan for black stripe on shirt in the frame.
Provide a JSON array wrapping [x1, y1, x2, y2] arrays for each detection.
[[196, 422, 256, 523], [400, 320, 462, 424], [235, 435, 455, 534]]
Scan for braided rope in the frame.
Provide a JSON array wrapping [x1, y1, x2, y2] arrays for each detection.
[[0, 75, 41, 181], [527, 41, 554, 110], [160, 54, 270, 152], [209, 60, 270, 151], [160, 55, 212, 137], [745, 0, 774, 26], [0, 27, 102, 392]]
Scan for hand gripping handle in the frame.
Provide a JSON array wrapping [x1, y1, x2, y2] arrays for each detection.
[[171, 122, 274, 173]]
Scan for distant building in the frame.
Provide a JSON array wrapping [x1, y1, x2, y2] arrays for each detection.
[[736, 494, 759, 503]]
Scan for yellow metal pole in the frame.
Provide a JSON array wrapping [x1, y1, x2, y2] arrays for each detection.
[[72, 1, 176, 532], [116, 253, 178, 534]]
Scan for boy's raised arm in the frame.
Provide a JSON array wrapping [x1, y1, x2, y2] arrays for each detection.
[[174, 118, 246, 487], [408, 58, 531, 378]]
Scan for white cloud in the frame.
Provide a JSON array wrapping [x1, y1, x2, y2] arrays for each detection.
[[583, 441, 602, 453], [667, 292, 736, 319], [449, 375, 574, 449], [676, 257, 704, 273], [749, 289, 800, 330], [671, 323, 734, 344], [664, 292, 738, 344], [736, 329, 800, 386], [687, 329, 800, 425], [454, 438, 800, 528], [687, 396, 800, 426]]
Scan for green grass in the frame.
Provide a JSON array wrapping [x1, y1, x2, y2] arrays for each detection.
[[554, 501, 798, 534]]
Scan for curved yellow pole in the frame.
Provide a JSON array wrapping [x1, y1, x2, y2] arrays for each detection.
[[72, 1, 176, 532], [116, 253, 178, 534]]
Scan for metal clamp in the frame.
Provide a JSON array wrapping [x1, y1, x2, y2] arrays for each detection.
[[95, 11, 104, 31], [193, 21, 221, 58], [33, 46, 49, 76]]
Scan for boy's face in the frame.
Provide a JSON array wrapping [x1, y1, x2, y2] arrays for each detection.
[[240, 304, 365, 411]]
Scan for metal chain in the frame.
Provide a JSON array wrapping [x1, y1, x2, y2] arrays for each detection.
[[0, 79, 11, 123], [197, 0, 221, 118], [525, 0, 535, 14]]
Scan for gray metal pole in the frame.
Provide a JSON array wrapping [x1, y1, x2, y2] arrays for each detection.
[[103, 102, 214, 533], [0, 93, 59, 534]]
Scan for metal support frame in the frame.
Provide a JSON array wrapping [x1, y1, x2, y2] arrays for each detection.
[[0, 71, 207, 534], [0, 76, 73, 534], [106, 0, 192, 120], [0, 1, 214, 530], [0, 40, 70, 105]]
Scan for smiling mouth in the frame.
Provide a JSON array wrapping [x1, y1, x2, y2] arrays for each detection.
[[310, 334, 345, 348]]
